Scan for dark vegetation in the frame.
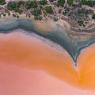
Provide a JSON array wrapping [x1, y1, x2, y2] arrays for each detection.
[[67, 0, 74, 6], [7, 1, 17, 11], [25, 1, 37, 9], [32, 8, 42, 16], [6, 0, 54, 20], [81, 0, 95, 6], [57, 0, 65, 7], [1, 0, 95, 23], [78, 20, 85, 26], [45, 6, 53, 14], [0, 0, 6, 5], [39, 0, 47, 5], [92, 14, 95, 19]]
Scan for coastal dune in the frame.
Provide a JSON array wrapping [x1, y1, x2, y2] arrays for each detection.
[[0, 29, 95, 95]]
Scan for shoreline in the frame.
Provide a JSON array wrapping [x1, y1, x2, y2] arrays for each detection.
[[0, 16, 95, 63]]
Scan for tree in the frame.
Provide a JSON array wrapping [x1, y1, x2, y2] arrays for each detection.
[[78, 20, 84, 26], [57, 0, 65, 7], [81, 0, 95, 6], [7, 1, 25, 13], [3, 13, 6, 17], [17, 1, 25, 8], [67, 0, 74, 6], [45, 6, 53, 14], [26, 1, 37, 9], [0, 0, 6, 5], [92, 14, 95, 19], [7, 2, 17, 11], [32, 8, 42, 16], [39, 0, 47, 5], [34, 15, 42, 20]]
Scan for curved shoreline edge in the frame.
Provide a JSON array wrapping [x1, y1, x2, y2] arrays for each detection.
[[0, 18, 95, 63]]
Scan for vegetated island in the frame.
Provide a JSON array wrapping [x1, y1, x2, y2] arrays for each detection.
[[1, 0, 95, 63]]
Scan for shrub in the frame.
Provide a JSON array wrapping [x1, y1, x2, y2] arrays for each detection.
[[45, 6, 53, 14], [34, 15, 42, 20], [39, 0, 47, 5], [32, 8, 42, 16], [57, 0, 65, 7], [81, 0, 95, 6], [26, 1, 37, 9], [78, 20, 84, 26], [92, 14, 95, 19], [0, 0, 6, 5], [7, 2, 17, 11], [67, 0, 74, 6]]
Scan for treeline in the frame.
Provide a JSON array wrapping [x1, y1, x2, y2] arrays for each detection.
[[7, 0, 47, 11], [7, 0, 54, 20], [57, 0, 95, 7]]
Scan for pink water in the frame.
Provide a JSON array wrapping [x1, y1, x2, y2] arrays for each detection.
[[0, 30, 95, 95]]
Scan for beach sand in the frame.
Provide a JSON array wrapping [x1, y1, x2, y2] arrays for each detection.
[[0, 29, 95, 95]]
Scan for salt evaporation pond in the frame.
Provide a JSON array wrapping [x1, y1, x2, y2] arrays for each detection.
[[0, 29, 95, 95]]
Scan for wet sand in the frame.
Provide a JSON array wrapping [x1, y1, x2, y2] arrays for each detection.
[[0, 29, 95, 95]]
